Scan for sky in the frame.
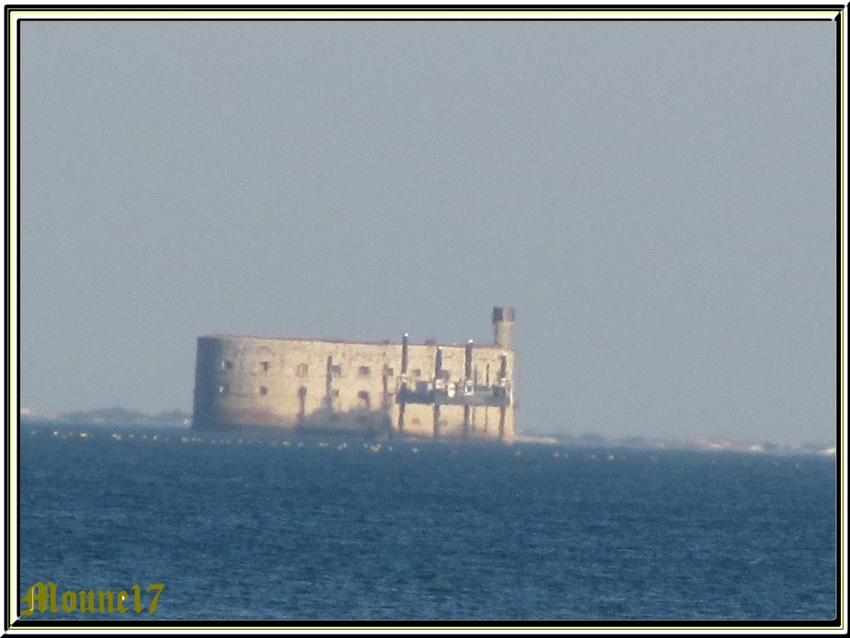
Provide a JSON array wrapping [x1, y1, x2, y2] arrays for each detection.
[[17, 15, 839, 445]]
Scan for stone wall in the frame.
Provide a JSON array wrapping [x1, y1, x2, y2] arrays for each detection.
[[193, 334, 515, 443]]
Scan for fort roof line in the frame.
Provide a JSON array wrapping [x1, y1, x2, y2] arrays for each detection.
[[199, 334, 509, 349], [202, 306, 515, 350]]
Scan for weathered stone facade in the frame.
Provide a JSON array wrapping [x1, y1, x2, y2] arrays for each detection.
[[192, 308, 516, 443]]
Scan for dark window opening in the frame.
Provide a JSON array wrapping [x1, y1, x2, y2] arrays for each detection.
[[331, 364, 342, 377], [358, 391, 371, 409], [358, 366, 370, 377], [260, 361, 270, 372], [221, 360, 233, 370], [296, 363, 308, 377], [259, 386, 268, 395]]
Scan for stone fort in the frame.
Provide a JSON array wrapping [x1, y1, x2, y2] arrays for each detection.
[[192, 307, 516, 443]]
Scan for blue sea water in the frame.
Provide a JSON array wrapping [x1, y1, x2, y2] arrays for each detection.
[[18, 422, 837, 623]]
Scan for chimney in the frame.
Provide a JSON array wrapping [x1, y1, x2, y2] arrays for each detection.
[[492, 307, 515, 349]]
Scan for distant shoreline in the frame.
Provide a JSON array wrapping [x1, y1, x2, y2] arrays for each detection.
[[19, 407, 835, 458], [20, 406, 191, 427]]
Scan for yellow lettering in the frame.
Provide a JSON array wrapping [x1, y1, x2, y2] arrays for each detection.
[[98, 590, 114, 613], [61, 590, 76, 612], [47, 582, 58, 613], [117, 590, 129, 613], [20, 583, 37, 616], [22, 582, 56, 614], [21, 583, 163, 615], [146, 584, 164, 613], [78, 590, 96, 613], [131, 583, 143, 613]]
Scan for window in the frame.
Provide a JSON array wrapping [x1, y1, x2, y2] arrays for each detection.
[[411, 417, 421, 426], [358, 391, 371, 409], [221, 360, 233, 370], [331, 365, 342, 377], [438, 370, 450, 381], [412, 369, 421, 378], [259, 386, 268, 396], [385, 367, 394, 377], [259, 361, 270, 372], [296, 363, 308, 377], [332, 389, 340, 397], [358, 366, 370, 378]]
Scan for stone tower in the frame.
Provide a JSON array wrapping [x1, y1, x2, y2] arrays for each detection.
[[492, 306, 515, 349]]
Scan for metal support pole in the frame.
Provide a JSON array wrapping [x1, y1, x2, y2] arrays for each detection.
[[398, 334, 409, 431], [499, 406, 506, 441], [325, 355, 334, 410], [463, 340, 473, 439], [433, 346, 442, 439], [401, 333, 409, 376]]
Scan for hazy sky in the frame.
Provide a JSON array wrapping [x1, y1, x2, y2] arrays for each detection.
[[18, 17, 837, 445]]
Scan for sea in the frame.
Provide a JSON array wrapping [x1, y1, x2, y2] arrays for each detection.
[[17, 421, 838, 625]]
